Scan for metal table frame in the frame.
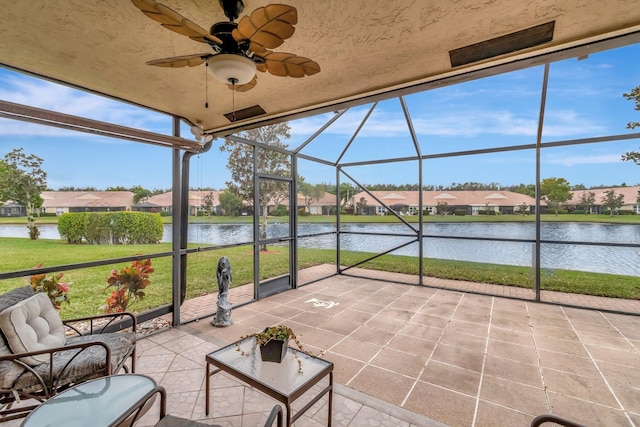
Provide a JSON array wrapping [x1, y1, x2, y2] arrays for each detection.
[[205, 338, 333, 426]]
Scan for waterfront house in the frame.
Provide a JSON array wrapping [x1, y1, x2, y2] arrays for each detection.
[[351, 190, 540, 215], [39, 191, 134, 215]]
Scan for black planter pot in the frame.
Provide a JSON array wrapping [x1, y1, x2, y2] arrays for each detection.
[[259, 337, 289, 363]]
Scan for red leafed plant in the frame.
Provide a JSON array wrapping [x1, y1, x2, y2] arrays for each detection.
[[102, 259, 154, 313], [30, 264, 72, 310]]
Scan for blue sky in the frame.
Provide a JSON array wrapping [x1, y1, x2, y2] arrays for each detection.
[[1, 42, 639, 191]]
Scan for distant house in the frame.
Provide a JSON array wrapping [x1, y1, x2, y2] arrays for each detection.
[[146, 191, 222, 216], [568, 186, 640, 214], [272, 191, 337, 215], [131, 201, 162, 213], [297, 191, 336, 215], [40, 191, 134, 215], [351, 191, 540, 215], [0, 201, 26, 217]]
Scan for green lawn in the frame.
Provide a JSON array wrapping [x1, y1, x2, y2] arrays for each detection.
[[1, 237, 638, 320]]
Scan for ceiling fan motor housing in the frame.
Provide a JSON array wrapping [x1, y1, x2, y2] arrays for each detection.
[[209, 22, 249, 54]]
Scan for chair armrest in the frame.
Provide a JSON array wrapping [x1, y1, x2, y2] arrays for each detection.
[[0, 340, 113, 395], [63, 312, 137, 336], [531, 414, 586, 427], [264, 405, 283, 427]]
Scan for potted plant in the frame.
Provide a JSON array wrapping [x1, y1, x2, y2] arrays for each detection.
[[236, 325, 307, 373]]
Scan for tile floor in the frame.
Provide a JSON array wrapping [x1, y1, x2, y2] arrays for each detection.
[[5, 268, 639, 426], [129, 270, 640, 427]]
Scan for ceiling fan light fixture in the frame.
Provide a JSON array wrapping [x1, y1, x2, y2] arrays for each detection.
[[208, 54, 256, 85]]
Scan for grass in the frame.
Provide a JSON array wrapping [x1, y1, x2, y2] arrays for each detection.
[[1, 237, 638, 320]]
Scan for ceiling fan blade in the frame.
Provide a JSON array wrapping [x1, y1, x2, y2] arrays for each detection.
[[232, 4, 297, 52], [146, 53, 212, 68], [131, 0, 223, 45], [227, 75, 257, 92], [260, 52, 320, 78]]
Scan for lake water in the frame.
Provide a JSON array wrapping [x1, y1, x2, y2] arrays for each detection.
[[2, 222, 639, 276]]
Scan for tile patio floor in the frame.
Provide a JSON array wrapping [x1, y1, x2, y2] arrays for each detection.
[[127, 266, 640, 427], [6, 266, 639, 426]]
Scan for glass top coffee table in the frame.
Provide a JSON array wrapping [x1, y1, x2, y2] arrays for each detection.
[[21, 374, 165, 427], [206, 337, 333, 426]]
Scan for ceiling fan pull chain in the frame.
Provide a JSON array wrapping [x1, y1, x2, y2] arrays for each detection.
[[205, 63, 209, 108]]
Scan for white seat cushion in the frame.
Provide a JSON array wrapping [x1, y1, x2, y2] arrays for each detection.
[[0, 292, 66, 365]]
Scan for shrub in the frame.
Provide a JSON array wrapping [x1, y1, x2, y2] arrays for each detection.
[[57, 212, 162, 244], [102, 259, 154, 313], [571, 210, 585, 214], [454, 209, 466, 216], [58, 212, 87, 243], [30, 265, 71, 310], [272, 205, 288, 216], [85, 213, 113, 244]]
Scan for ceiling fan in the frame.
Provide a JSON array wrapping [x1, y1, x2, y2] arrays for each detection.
[[131, 0, 320, 93]]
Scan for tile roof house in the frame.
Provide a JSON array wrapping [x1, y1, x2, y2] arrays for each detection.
[[0, 201, 26, 217], [569, 186, 640, 214], [296, 191, 337, 215], [39, 191, 134, 215], [351, 190, 540, 215], [146, 191, 222, 216]]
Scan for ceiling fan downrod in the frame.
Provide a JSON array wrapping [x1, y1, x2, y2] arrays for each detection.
[[219, 0, 244, 22]]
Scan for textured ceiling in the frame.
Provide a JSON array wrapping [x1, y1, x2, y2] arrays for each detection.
[[1, 1, 640, 138]]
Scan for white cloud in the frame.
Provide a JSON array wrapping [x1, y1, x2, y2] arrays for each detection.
[[289, 102, 606, 141], [545, 153, 622, 166], [0, 74, 169, 136]]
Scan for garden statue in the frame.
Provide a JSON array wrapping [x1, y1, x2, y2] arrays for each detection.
[[211, 256, 234, 327]]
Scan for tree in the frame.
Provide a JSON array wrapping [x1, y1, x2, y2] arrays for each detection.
[[515, 203, 529, 216], [601, 189, 624, 216], [338, 182, 354, 208], [622, 85, 640, 164], [508, 183, 536, 198], [356, 196, 368, 215], [299, 182, 325, 214], [540, 177, 572, 215], [220, 123, 291, 228], [130, 185, 152, 204], [58, 186, 98, 191], [436, 201, 448, 215], [201, 192, 215, 216], [578, 191, 596, 214], [218, 189, 242, 216], [0, 148, 47, 239]]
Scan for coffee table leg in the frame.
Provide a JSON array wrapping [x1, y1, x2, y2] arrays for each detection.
[[328, 371, 333, 427], [205, 363, 221, 416], [286, 403, 292, 426], [206, 363, 210, 415]]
